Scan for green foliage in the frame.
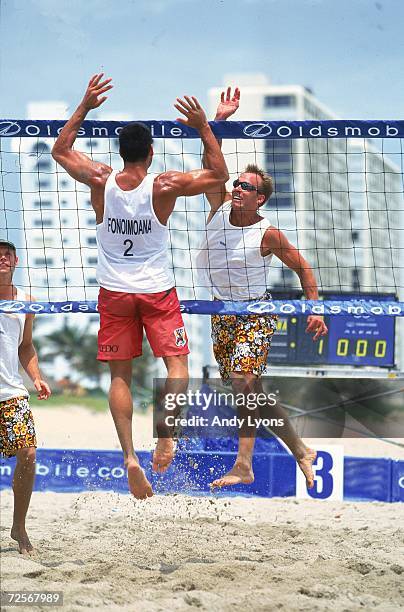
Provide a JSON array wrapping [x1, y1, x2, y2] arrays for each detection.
[[40, 321, 103, 384], [30, 392, 108, 412], [36, 320, 154, 393]]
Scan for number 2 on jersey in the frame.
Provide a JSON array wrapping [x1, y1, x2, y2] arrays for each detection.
[[123, 239, 134, 257]]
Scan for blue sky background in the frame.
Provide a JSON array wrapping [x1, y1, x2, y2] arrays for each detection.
[[0, 0, 403, 120]]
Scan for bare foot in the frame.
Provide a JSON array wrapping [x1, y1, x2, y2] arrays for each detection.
[[126, 460, 153, 499], [11, 526, 34, 555], [211, 462, 254, 489], [297, 448, 317, 489], [152, 438, 175, 473]]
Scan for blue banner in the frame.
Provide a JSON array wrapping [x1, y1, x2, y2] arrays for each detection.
[[1, 449, 401, 502], [0, 119, 403, 139], [0, 299, 403, 316], [391, 460, 404, 502]]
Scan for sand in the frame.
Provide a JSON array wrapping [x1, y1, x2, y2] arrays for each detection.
[[1, 491, 404, 611], [33, 405, 150, 452], [1, 404, 404, 611]]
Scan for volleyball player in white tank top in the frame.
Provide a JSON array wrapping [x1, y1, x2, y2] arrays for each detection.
[[199, 87, 328, 491], [0, 240, 51, 554], [51, 74, 229, 500]]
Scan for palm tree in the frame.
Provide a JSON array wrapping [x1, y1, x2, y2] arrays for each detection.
[[42, 321, 103, 386], [41, 321, 154, 393]]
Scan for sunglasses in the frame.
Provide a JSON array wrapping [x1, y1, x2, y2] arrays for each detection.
[[233, 179, 263, 193]]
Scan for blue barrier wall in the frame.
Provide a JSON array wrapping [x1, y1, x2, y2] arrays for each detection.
[[391, 460, 404, 502], [1, 449, 403, 502]]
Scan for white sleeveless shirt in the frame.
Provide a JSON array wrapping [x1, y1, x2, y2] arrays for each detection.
[[196, 201, 273, 300], [0, 287, 29, 402], [96, 172, 174, 293]]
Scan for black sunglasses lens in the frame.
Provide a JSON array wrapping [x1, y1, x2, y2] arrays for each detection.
[[233, 180, 256, 191]]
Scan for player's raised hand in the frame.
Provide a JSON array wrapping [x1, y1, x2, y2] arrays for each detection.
[[306, 315, 328, 341], [81, 73, 113, 111], [174, 96, 208, 130], [215, 86, 240, 121]]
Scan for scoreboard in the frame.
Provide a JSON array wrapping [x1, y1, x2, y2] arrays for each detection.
[[268, 292, 396, 368]]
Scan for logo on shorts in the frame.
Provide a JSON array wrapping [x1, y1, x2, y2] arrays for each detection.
[[99, 344, 118, 353], [174, 327, 187, 348]]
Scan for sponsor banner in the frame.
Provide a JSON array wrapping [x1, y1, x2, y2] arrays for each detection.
[[296, 446, 344, 501], [0, 299, 403, 316], [0, 300, 99, 314], [0, 449, 145, 494], [391, 460, 404, 502], [0, 119, 403, 139], [182, 299, 404, 317], [344, 457, 393, 502], [0, 449, 401, 502]]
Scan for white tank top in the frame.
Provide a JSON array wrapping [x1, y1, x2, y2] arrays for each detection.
[[96, 171, 174, 293], [0, 287, 29, 402], [196, 201, 273, 300]]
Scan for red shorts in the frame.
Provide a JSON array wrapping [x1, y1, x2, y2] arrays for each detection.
[[97, 287, 189, 361]]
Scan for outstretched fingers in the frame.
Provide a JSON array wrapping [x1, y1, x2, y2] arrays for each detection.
[[94, 77, 113, 94], [174, 95, 206, 128], [186, 95, 201, 110], [96, 83, 113, 96], [221, 87, 232, 102], [83, 74, 113, 110], [98, 77, 113, 88], [183, 95, 195, 108], [88, 74, 113, 92], [221, 86, 240, 102], [176, 96, 196, 112], [89, 74, 99, 86], [89, 73, 105, 87], [174, 98, 193, 123]]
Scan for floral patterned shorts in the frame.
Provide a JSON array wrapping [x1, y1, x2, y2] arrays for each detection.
[[0, 396, 37, 459], [211, 303, 278, 382]]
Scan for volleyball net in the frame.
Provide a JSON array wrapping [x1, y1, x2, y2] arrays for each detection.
[[0, 118, 403, 319]]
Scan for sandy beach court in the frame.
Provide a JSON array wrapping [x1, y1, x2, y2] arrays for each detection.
[[1, 403, 404, 611], [1, 490, 404, 611]]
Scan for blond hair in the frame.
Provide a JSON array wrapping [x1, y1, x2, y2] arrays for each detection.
[[245, 163, 273, 203]]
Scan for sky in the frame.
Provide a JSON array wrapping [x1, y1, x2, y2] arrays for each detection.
[[0, 0, 403, 370], [0, 0, 403, 121]]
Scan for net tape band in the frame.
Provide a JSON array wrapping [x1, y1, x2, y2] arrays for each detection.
[[0, 299, 403, 316], [0, 119, 403, 139]]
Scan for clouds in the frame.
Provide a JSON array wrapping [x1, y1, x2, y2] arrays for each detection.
[[1, 0, 403, 119]]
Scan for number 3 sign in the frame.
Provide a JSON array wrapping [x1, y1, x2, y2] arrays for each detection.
[[296, 445, 344, 500]]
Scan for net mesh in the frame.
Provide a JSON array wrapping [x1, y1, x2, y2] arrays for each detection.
[[0, 123, 403, 304]]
